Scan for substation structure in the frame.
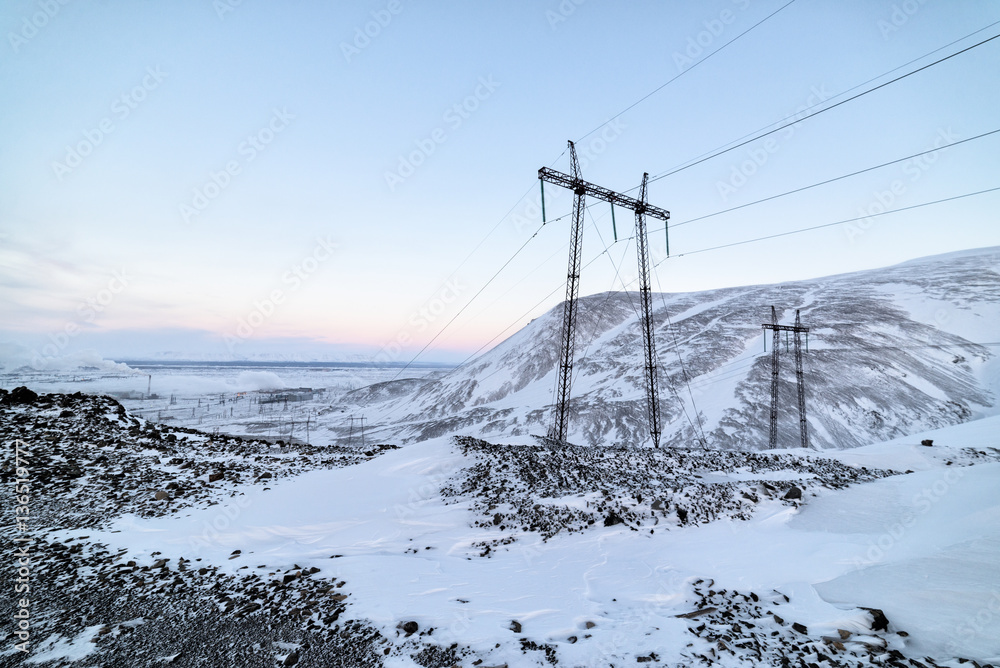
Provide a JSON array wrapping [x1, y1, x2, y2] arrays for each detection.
[[538, 140, 670, 447]]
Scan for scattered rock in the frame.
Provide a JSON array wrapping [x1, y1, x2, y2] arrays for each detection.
[[675, 607, 717, 619], [10, 386, 39, 404], [921, 439, 934, 447], [155, 491, 170, 501], [208, 472, 224, 483], [509, 620, 521, 633], [604, 513, 624, 527], [863, 607, 890, 631], [401, 620, 418, 636], [792, 622, 808, 634], [783, 486, 802, 500]]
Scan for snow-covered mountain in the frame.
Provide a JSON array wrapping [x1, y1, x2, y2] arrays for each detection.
[[348, 247, 1000, 449]]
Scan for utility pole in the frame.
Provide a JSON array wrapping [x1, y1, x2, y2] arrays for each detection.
[[538, 140, 670, 446], [348, 415, 367, 448], [761, 307, 810, 448]]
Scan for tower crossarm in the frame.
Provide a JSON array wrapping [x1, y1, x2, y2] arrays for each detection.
[[761, 323, 809, 333], [538, 167, 670, 221]]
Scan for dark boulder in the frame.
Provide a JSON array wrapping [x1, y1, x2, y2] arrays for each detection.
[[783, 486, 803, 500], [9, 386, 38, 405]]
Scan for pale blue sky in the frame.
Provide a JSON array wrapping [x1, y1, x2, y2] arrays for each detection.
[[2, 0, 998, 363]]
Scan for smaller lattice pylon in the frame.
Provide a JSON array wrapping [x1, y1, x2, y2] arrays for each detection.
[[761, 307, 810, 448]]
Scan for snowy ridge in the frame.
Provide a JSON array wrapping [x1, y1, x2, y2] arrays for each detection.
[[354, 247, 1000, 449]]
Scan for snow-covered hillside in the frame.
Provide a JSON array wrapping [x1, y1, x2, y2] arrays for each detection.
[[344, 247, 1000, 449]]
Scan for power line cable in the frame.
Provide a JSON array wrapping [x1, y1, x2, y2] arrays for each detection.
[[660, 186, 1000, 260], [575, 0, 799, 143], [651, 264, 708, 445], [646, 32, 1000, 185], [672, 128, 1000, 228], [385, 219, 551, 382], [648, 20, 1000, 181]]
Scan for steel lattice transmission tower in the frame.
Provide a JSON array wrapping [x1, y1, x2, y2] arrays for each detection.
[[635, 174, 662, 446], [761, 307, 810, 448], [538, 141, 670, 446]]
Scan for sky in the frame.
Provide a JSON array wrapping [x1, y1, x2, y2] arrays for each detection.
[[1, 0, 999, 365]]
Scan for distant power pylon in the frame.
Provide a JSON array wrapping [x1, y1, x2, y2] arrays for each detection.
[[761, 307, 810, 448], [538, 140, 670, 446], [348, 415, 366, 448]]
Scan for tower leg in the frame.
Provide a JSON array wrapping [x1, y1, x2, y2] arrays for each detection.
[[550, 141, 585, 444], [794, 309, 809, 448], [635, 173, 661, 447], [768, 306, 780, 449]]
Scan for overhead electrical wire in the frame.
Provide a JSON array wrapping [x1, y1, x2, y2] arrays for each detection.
[[375, 22, 1000, 416], [449, 182, 999, 380], [647, 20, 1000, 183], [575, 0, 799, 144], [660, 186, 1000, 261], [572, 206, 706, 443], [645, 31, 1000, 185], [651, 264, 708, 445], [671, 128, 1000, 229], [385, 218, 551, 382]]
